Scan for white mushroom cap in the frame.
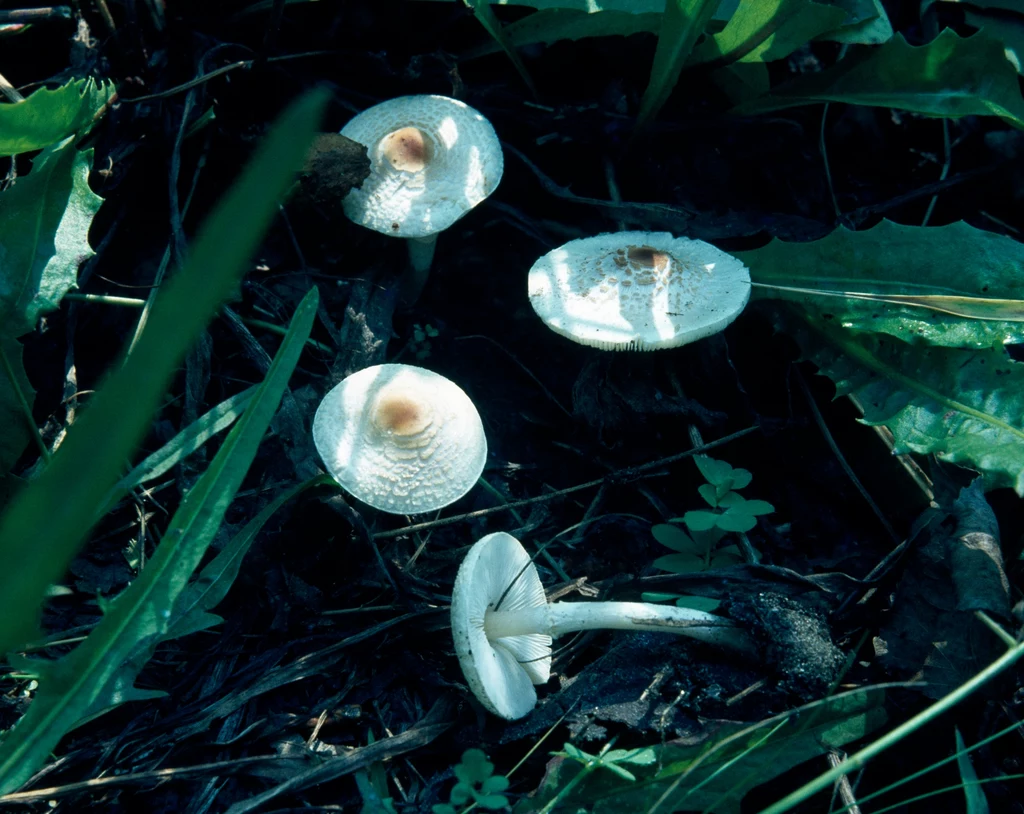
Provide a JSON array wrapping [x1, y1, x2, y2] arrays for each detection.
[[312, 364, 487, 515], [528, 232, 751, 350], [340, 95, 503, 239], [451, 532, 552, 720]]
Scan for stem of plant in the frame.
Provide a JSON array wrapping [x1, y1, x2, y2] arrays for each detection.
[[485, 601, 756, 654]]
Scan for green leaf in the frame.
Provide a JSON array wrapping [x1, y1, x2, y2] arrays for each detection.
[[733, 29, 1024, 127], [0, 288, 319, 793], [726, 467, 752, 490], [715, 508, 758, 532], [715, 490, 745, 507], [958, 2, 1024, 74], [449, 784, 472, 806], [820, 0, 892, 45], [955, 727, 991, 814], [642, 591, 684, 602], [0, 78, 115, 156], [741, 221, 1024, 349], [742, 499, 776, 515], [465, 0, 539, 96], [604, 747, 657, 765], [481, 774, 510, 793], [637, 0, 721, 130], [0, 89, 327, 661], [455, 749, 494, 784], [683, 509, 720, 531], [651, 522, 701, 552], [710, 552, 744, 567], [471, 0, 663, 9], [0, 338, 34, 478], [478, 793, 510, 809], [654, 553, 707, 573], [691, 0, 847, 65], [432, 806, 458, 814], [0, 138, 102, 339], [693, 454, 734, 486], [778, 308, 1024, 495], [463, 8, 662, 57], [698, 482, 720, 506], [530, 688, 886, 812], [675, 595, 722, 611]]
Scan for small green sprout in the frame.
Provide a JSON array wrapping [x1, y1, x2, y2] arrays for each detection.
[[433, 748, 510, 814], [537, 740, 656, 813], [411, 322, 440, 360], [644, 455, 774, 610]]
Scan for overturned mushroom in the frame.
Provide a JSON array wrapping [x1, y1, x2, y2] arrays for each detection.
[[312, 364, 487, 515], [340, 94, 503, 302], [528, 232, 751, 350], [451, 532, 756, 720]]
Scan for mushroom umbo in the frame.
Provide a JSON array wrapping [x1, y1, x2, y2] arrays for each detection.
[[312, 364, 487, 515], [528, 232, 751, 350], [451, 532, 756, 720], [340, 94, 503, 302]]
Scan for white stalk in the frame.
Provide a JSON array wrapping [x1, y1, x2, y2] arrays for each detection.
[[485, 600, 755, 654], [401, 234, 439, 306]]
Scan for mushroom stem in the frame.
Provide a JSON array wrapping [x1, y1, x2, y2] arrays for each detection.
[[485, 601, 756, 654], [400, 235, 439, 306]]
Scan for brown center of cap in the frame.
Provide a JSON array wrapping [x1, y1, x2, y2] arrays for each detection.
[[627, 246, 671, 272], [380, 127, 432, 173], [371, 388, 433, 437]]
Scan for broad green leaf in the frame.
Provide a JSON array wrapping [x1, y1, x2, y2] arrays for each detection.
[[651, 522, 700, 552], [462, 8, 662, 57], [743, 499, 775, 515], [0, 78, 115, 156], [727, 467, 752, 489], [675, 595, 722, 611], [654, 552, 707, 572], [821, 0, 891, 45], [0, 288, 319, 793], [740, 221, 1024, 349], [642, 591, 684, 602], [733, 29, 1024, 127], [698, 482, 720, 506], [777, 308, 1024, 494], [527, 687, 886, 813], [715, 490, 744, 507], [0, 89, 328, 659], [691, 0, 847, 66], [637, 0, 721, 130], [0, 138, 102, 339], [0, 338, 33, 478]]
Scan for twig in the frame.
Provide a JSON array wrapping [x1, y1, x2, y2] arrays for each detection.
[[921, 118, 951, 227], [373, 426, 759, 539]]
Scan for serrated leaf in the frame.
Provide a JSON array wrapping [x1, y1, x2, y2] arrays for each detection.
[[0, 78, 115, 156], [0, 337, 33, 477], [0, 138, 102, 339], [691, 0, 847, 66], [777, 307, 1024, 494], [683, 509, 720, 531], [741, 220, 1024, 349], [715, 509, 758, 532], [637, 0, 722, 130], [464, 8, 661, 58], [821, 0, 892, 45], [0, 287, 320, 792], [956, 1, 1024, 74], [651, 522, 700, 552], [654, 553, 707, 573], [733, 29, 1024, 127]]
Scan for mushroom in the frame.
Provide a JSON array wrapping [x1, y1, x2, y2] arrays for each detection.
[[312, 364, 487, 515], [451, 532, 756, 720], [527, 232, 751, 350], [340, 94, 503, 302]]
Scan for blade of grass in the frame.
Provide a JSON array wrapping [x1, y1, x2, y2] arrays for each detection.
[[758, 636, 1024, 814], [0, 287, 319, 793], [635, 0, 720, 132], [0, 89, 328, 655], [465, 0, 539, 97]]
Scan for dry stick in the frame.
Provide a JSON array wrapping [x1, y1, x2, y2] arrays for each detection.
[[0, 71, 25, 102], [0, 7, 71, 23], [827, 750, 863, 814], [372, 425, 759, 540], [794, 367, 900, 544]]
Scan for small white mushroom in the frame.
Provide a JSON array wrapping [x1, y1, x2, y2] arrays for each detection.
[[312, 364, 487, 515], [451, 532, 756, 720], [340, 94, 503, 300], [528, 232, 751, 350]]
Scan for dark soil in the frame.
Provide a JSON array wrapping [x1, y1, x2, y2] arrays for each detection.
[[3, 1, 1024, 813]]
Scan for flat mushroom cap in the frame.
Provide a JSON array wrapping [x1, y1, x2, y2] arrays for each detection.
[[340, 95, 503, 239], [312, 364, 487, 515], [528, 232, 751, 350], [451, 532, 552, 720]]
